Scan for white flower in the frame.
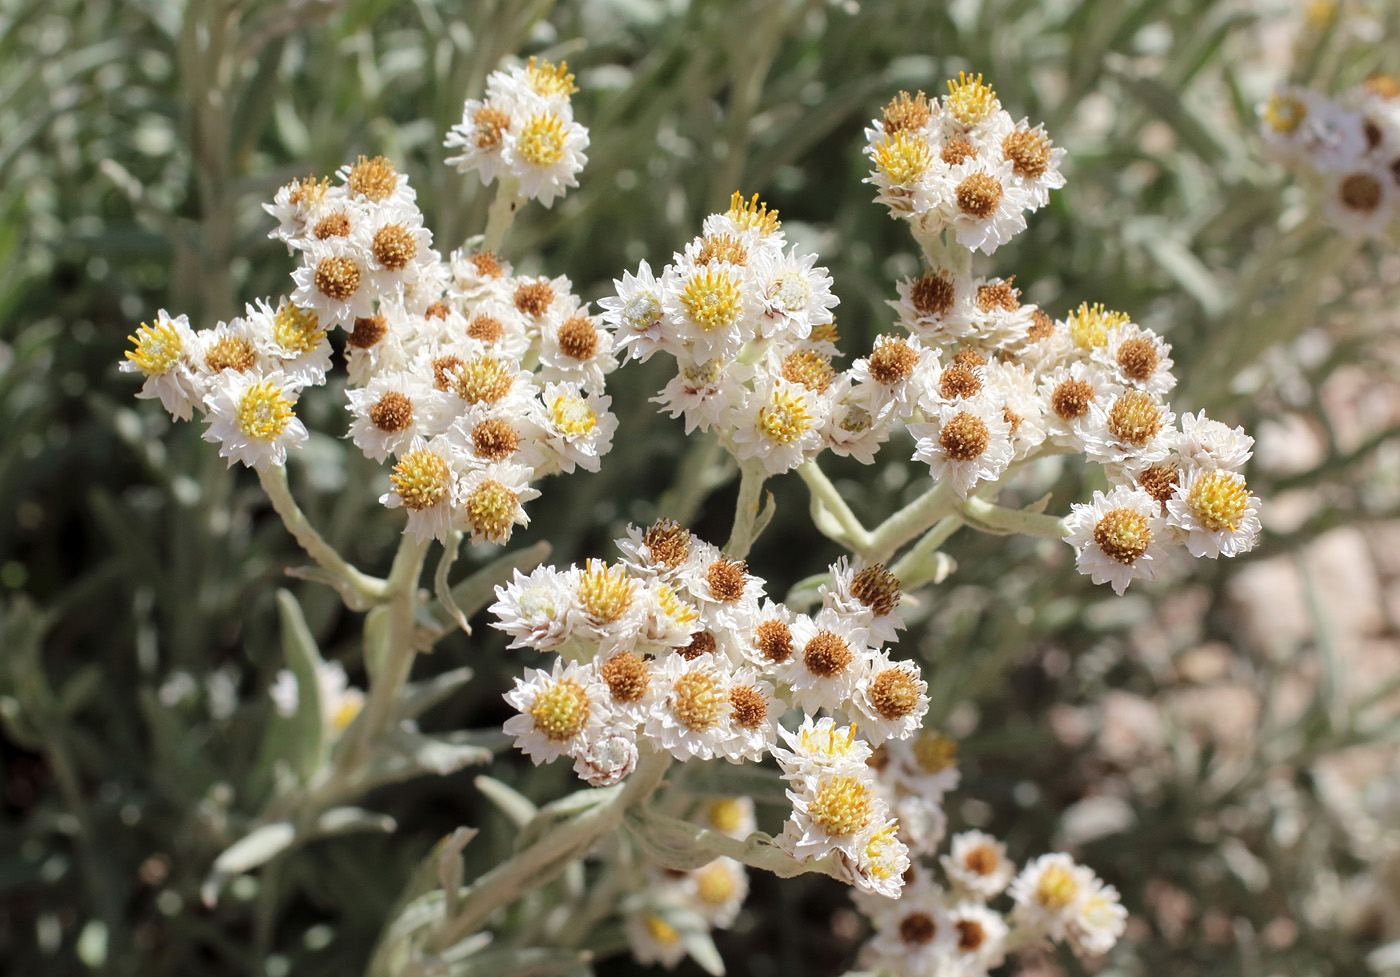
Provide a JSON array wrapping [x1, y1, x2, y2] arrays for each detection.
[[820, 559, 904, 646], [538, 309, 618, 394], [772, 717, 873, 780], [120, 311, 202, 420], [824, 380, 896, 465], [1174, 409, 1254, 471], [502, 658, 611, 765], [501, 108, 589, 208], [889, 793, 948, 857], [644, 654, 736, 762], [444, 96, 516, 186], [1065, 874, 1128, 957], [290, 238, 377, 326], [1095, 320, 1176, 395], [1000, 119, 1067, 209], [941, 157, 1031, 254], [778, 609, 873, 714], [864, 877, 952, 972], [264, 175, 341, 250], [380, 435, 464, 542], [448, 247, 512, 300], [1083, 389, 1175, 474], [1165, 466, 1261, 558], [985, 360, 1048, 459], [720, 668, 784, 763], [728, 376, 828, 475], [457, 461, 538, 545], [941, 830, 1015, 899], [1064, 485, 1167, 595], [850, 333, 930, 420], [490, 565, 576, 651], [1040, 360, 1121, 451], [353, 202, 436, 296], [909, 398, 1015, 499], [884, 730, 960, 799], [681, 858, 749, 928], [189, 316, 276, 389], [652, 357, 753, 435], [568, 560, 646, 655], [571, 731, 638, 786], [850, 652, 928, 743], [944, 900, 1009, 972], [1009, 852, 1099, 943], [1322, 164, 1397, 237], [534, 382, 618, 474], [838, 816, 911, 900], [623, 908, 689, 970], [781, 768, 889, 862], [889, 268, 977, 344], [601, 260, 674, 364], [750, 246, 838, 341], [201, 369, 308, 471], [345, 370, 439, 461], [615, 519, 696, 581], [336, 155, 417, 209], [699, 796, 757, 840], [864, 125, 946, 218], [246, 299, 333, 388], [662, 262, 758, 364]]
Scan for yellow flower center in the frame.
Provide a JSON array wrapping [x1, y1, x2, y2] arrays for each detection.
[[524, 56, 578, 97], [390, 448, 453, 511], [695, 862, 738, 905], [1036, 863, 1080, 910], [644, 914, 680, 946], [518, 113, 567, 167], [330, 696, 363, 733], [863, 821, 902, 879], [549, 395, 598, 438], [577, 560, 635, 623], [454, 355, 514, 405], [671, 670, 726, 730], [273, 301, 325, 354], [1067, 301, 1129, 350], [726, 191, 781, 235], [529, 679, 590, 740], [1188, 470, 1251, 532], [757, 386, 814, 446], [235, 381, 295, 441], [657, 585, 699, 626], [911, 732, 957, 773], [1263, 93, 1307, 134], [1094, 507, 1152, 564], [808, 775, 875, 836], [706, 798, 746, 835], [463, 479, 519, 543], [873, 130, 933, 185], [680, 267, 744, 332], [945, 71, 998, 126], [125, 320, 185, 375]]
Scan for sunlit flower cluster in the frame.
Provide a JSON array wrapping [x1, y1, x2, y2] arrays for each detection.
[[445, 57, 589, 207], [862, 76, 1066, 253], [854, 835, 1126, 976], [124, 149, 619, 546], [1259, 74, 1400, 236], [492, 520, 927, 897]]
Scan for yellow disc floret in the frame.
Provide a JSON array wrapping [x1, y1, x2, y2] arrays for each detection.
[[945, 71, 998, 127], [680, 267, 744, 332], [529, 678, 590, 741], [390, 448, 453, 511], [235, 380, 296, 441], [1263, 93, 1308, 134], [549, 395, 598, 438], [757, 386, 814, 446], [807, 775, 876, 836], [873, 130, 934, 186], [1067, 301, 1129, 350], [463, 480, 520, 543], [454, 355, 514, 405], [518, 113, 567, 167], [726, 191, 781, 235], [1036, 862, 1081, 910], [125, 319, 186, 375], [273, 301, 325, 354], [1094, 508, 1152, 564], [1187, 470, 1251, 532], [911, 732, 957, 774], [577, 560, 635, 623], [671, 670, 726, 731], [694, 862, 739, 905], [706, 798, 747, 835], [524, 56, 578, 97]]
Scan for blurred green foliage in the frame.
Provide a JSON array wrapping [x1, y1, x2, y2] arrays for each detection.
[[3, 0, 1399, 975]]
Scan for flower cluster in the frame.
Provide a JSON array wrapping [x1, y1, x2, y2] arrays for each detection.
[[1259, 74, 1400, 236], [863, 76, 1066, 253], [854, 834, 1126, 976], [445, 57, 589, 207], [492, 520, 929, 896], [124, 145, 619, 545], [603, 191, 843, 474]]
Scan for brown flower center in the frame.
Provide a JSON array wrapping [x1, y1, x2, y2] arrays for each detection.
[[368, 391, 413, 432], [313, 212, 350, 239], [467, 315, 505, 344], [472, 105, 511, 149], [514, 281, 554, 317], [204, 335, 257, 373], [314, 256, 360, 301], [1003, 127, 1052, 179], [469, 250, 503, 278], [470, 418, 520, 460], [956, 919, 987, 952], [938, 412, 990, 461], [910, 269, 956, 317], [867, 336, 919, 384], [372, 223, 417, 271], [1340, 172, 1382, 212], [955, 172, 1002, 217], [941, 138, 977, 165], [850, 564, 901, 616], [754, 619, 793, 665], [899, 912, 937, 946], [642, 519, 691, 569], [430, 354, 464, 391], [1107, 390, 1163, 446], [556, 315, 598, 360], [780, 350, 834, 393], [964, 844, 1000, 875], [939, 362, 983, 399], [705, 559, 748, 602], [728, 686, 768, 728], [599, 651, 649, 704], [976, 279, 1019, 312], [346, 156, 399, 201], [868, 668, 920, 720], [804, 630, 853, 677], [678, 630, 718, 661], [882, 90, 931, 134], [1051, 378, 1094, 420], [348, 315, 386, 348], [1093, 507, 1152, 564], [1116, 336, 1159, 381], [1027, 308, 1054, 341], [1138, 463, 1179, 508], [424, 301, 451, 320]]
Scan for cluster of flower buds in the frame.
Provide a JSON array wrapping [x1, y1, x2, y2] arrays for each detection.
[[853, 833, 1126, 975], [1260, 74, 1400, 236], [123, 147, 620, 546], [603, 191, 844, 474], [863, 75, 1066, 253], [491, 520, 931, 896], [445, 57, 589, 207]]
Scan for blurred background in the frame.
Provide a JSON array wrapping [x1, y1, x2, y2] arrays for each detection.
[[2, 0, 1399, 975]]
